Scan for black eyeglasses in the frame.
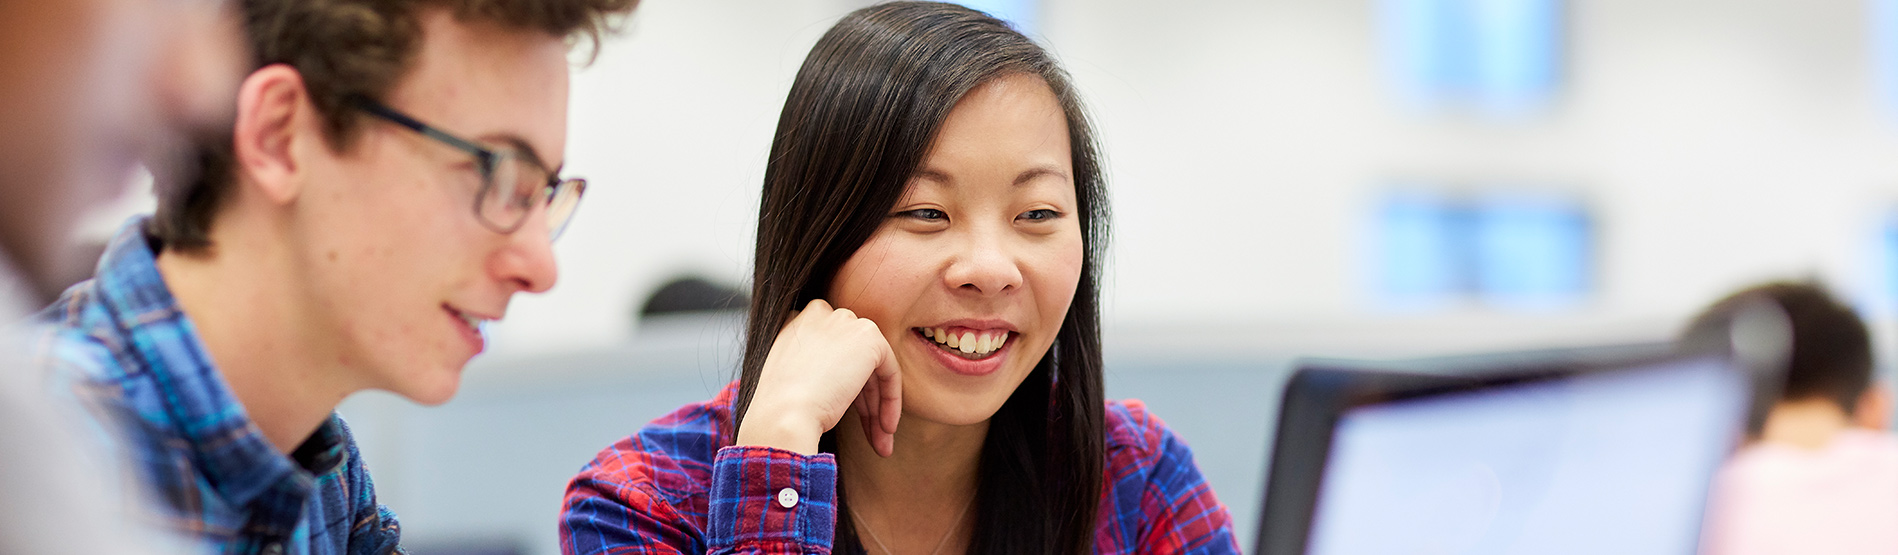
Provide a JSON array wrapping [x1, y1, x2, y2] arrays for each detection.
[[350, 95, 586, 241]]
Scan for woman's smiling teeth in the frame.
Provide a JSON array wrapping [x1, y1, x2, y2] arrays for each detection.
[[916, 327, 1010, 358]]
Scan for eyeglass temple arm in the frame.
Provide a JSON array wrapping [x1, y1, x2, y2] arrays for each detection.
[[348, 96, 496, 167]]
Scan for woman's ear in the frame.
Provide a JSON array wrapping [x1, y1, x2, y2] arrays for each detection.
[[1853, 383, 1892, 431], [229, 64, 309, 206]]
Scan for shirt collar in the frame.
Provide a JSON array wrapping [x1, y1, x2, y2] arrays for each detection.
[[91, 217, 345, 507]]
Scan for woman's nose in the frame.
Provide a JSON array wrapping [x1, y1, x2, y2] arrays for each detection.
[[943, 230, 1023, 295]]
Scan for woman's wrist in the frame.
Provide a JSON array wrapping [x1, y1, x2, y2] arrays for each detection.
[[734, 403, 824, 455]]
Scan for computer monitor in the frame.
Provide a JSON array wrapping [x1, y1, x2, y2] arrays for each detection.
[[1255, 339, 1782, 555]]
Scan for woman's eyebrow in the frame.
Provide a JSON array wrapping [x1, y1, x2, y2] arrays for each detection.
[[912, 166, 1069, 185], [912, 168, 954, 184], [1013, 166, 1071, 186]]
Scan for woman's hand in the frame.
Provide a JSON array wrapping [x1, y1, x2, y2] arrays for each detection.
[[736, 299, 903, 457]]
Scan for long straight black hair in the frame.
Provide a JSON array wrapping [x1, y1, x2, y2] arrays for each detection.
[[730, 2, 1109, 553]]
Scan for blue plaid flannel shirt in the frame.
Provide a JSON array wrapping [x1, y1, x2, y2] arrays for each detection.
[[33, 218, 404, 555]]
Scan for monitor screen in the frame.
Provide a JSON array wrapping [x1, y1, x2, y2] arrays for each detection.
[[1305, 357, 1747, 555]]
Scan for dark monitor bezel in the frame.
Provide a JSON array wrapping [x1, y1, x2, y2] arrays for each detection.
[[1252, 342, 1757, 555]]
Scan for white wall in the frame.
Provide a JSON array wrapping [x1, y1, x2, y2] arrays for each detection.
[[329, 0, 1898, 552], [55, 0, 1898, 552], [488, 0, 857, 354], [480, 0, 1898, 363], [1057, 0, 1898, 325]]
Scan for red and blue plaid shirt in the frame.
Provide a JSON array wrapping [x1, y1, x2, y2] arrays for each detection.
[[32, 219, 404, 555], [560, 381, 1239, 554]]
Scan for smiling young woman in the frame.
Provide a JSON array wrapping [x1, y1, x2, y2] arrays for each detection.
[[560, 3, 1238, 554]]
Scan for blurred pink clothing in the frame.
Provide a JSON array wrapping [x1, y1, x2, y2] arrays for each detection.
[[1702, 429, 1898, 555]]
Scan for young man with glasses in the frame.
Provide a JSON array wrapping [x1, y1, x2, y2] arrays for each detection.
[[32, 0, 635, 552]]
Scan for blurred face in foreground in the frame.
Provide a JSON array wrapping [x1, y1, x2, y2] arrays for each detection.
[[0, 0, 242, 298]]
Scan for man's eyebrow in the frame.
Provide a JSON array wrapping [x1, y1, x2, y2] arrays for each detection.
[[483, 133, 560, 174]]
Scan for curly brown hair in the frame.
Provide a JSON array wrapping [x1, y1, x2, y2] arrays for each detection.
[[151, 0, 638, 252]]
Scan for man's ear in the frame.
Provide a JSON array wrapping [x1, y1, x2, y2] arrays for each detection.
[[1854, 383, 1892, 431], [230, 64, 310, 206]]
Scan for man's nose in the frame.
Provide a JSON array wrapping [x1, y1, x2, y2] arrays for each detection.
[[491, 212, 559, 295]]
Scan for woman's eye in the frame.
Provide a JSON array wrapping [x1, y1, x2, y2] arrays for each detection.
[[900, 208, 947, 221], [1018, 209, 1062, 222]]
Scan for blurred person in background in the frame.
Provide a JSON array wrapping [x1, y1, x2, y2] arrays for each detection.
[[560, 3, 1238, 554], [0, 0, 243, 552], [1692, 282, 1898, 555], [31, 0, 636, 551]]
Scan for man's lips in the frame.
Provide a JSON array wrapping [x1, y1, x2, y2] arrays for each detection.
[[443, 304, 500, 352], [446, 305, 497, 326]]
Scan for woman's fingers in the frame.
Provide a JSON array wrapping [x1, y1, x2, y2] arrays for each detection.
[[872, 334, 903, 437], [856, 380, 891, 457], [852, 391, 873, 452], [856, 403, 875, 453], [843, 321, 901, 457], [851, 331, 901, 457], [740, 297, 902, 456]]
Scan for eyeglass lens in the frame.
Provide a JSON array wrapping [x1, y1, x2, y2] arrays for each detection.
[[475, 152, 583, 239]]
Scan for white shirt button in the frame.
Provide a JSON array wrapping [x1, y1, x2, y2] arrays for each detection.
[[776, 487, 800, 508]]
